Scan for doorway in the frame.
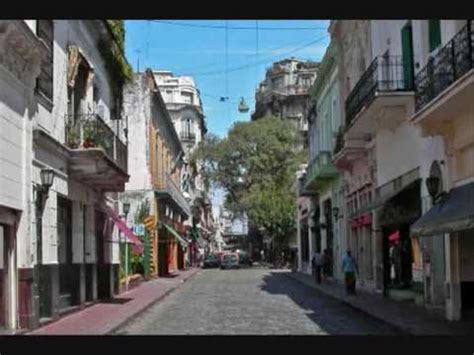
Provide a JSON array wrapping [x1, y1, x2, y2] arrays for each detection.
[[0, 225, 7, 329], [57, 196, 78, 310], [95, 210, 110, 299], [458, 229, 474, 319]]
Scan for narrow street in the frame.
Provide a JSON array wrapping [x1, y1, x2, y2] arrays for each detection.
[[116, 267, 401, 335]]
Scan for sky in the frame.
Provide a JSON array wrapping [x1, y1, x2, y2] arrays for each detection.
[[124, 20, 330, 138], [124, 20, 330, 224]]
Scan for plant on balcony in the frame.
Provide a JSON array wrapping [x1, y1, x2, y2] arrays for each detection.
[[65, 121, 80, 149], [82, 120, 97, 148]]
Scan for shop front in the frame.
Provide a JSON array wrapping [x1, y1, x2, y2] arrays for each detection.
[[412, 181, 474, 320]]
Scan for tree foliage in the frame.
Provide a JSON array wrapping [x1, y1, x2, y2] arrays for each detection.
[[193, 116, 305, 259]]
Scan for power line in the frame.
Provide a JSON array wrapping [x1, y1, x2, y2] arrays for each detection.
[[170, 36, 317, 74], [185, 34, 328, 77], [149, 20, 327, 31]]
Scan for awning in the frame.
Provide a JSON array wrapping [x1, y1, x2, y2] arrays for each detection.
[[411, 182, 474, 237], [101, 203, 144, 254], [164, 224, 189, 248], [349, 169, 420, 218]]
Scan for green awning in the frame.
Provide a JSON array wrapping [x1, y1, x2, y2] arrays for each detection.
[[164, 224, 188, 248]]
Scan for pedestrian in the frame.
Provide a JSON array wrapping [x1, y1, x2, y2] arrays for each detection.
[[322, 248, 332, 282], [342, 250, 358, 295], [311, 250, 323, 284]]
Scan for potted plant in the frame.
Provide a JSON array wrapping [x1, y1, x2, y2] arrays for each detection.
[[82, 120, 96, 148], [66, 124, 80, 149]]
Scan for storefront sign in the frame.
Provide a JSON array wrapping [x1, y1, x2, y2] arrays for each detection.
[[134, 224, 145, 236]]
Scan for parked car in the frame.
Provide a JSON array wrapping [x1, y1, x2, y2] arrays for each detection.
[[203, 254, 220, 268], [238, 252, 253, 266], [220, 253, 240, 269]]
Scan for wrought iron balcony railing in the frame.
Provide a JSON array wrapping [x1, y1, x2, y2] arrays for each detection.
[[345, 56, 413, 127], [304, 150, 338, 189], [65, 113, 128, 172], [157, 174, 191, 217], [415, 21, 473, 112]]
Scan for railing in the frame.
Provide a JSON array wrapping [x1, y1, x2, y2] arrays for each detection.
[[415, 21, 473, 112], [65, 113, 128, 172], [180, 131, 196, 141], [305, 150, 333, 182], [345, 56, 413, 127], [164, 174, 191, 216]]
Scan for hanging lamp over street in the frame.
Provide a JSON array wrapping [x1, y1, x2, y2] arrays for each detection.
[[238, 97, 249, 113]]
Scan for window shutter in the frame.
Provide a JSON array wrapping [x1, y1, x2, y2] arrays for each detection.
[[401, 23, 414, 89], [429, 20, 442, 52]]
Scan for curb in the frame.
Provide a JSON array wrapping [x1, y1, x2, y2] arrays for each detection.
[[284, 272, 410, 335], [108, 269, 201, 335]]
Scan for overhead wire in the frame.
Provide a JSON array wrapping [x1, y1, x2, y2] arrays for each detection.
[[184, 34, 328, 77], [149, 19, 327, 31]]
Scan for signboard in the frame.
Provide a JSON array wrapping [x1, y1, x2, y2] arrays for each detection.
[[144, 215, 156, 230], [134, 224, 145, 236]]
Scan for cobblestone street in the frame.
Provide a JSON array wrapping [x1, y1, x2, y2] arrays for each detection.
[[116, 267, 402, 335]]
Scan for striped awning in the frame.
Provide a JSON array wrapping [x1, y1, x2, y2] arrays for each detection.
[[164, 224, 189, 248]]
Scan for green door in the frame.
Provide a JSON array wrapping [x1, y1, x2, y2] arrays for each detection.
[[401, 23, 415, 89]]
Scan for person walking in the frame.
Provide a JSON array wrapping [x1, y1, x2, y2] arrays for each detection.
[[311, 250, 323, 284], [342, 250, 358, 295]]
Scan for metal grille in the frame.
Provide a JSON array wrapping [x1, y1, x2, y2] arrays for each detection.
[[415, 21, 473, 112], [345, 56, 412, 127]]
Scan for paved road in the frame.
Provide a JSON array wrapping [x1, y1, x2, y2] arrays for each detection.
[[116, 267, 401, 335]]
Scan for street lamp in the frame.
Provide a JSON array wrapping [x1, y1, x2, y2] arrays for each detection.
[[332, 207, 343, 221], [122, 202, 131, 291], [36, 168, 55, 211]]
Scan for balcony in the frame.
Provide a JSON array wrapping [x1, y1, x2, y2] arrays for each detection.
[[180, 131, 196, 142], [64, 114, 128, 192], [345, 56, 414, 138], [155, 174, 191, 218], [412, 21, 474, 128], [302, 151, 339, 194]]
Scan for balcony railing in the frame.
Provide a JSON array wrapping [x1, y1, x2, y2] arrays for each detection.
[[180, 131, 196, 141], [415, 21, 473, 112], [157, 174, 191, 217], [65, 114, 127, 172], [345, 56, 413, 127], [304, 150, 338, 189]]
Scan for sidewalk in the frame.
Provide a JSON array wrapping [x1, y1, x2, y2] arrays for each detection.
[[286, 271, 474, 335], [27, 268, 201, 335]]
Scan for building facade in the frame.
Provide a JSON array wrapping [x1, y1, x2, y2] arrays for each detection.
[[299, 41, 345, 282], [154, 71, 211, 263], [122, 69, 191, 278], [0, 20, 135, 331], [252, 57, 318, 146], [410, 19, 474, 321]]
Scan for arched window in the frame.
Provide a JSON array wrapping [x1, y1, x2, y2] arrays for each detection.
[[182, 117, 193, 138]]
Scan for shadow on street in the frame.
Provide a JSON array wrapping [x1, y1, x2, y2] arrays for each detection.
[[259, 271, 404, 335]]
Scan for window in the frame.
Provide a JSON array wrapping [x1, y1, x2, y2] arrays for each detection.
[[181, 92, 193, 104], [429, 20, 441, 52], [36, 20, 54, 102]]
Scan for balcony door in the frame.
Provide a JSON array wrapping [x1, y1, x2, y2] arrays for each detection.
[[401, 22, 415, 90]]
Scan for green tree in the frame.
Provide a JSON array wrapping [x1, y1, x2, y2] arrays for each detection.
[[193, 116, 305, 264]]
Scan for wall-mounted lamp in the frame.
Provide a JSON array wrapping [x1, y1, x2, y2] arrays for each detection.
[[36, 169, 55, 212], [426, 160, 445, 204], [332, 207, 343, 220], [426, 176, 445, 204]]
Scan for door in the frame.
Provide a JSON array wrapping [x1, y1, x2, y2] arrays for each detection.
[[57, 197, 74, 309], [0, 225, 5, 328], [401, 22, 415, 89], [95, 210, 110, 299]]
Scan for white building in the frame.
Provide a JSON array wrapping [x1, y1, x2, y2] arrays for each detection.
[[0, 20, 132, 331], [153, 71, 212, 241]]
